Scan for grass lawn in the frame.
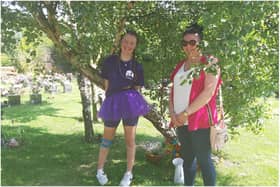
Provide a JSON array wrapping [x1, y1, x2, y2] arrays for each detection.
[[1, 82, 279, 186]]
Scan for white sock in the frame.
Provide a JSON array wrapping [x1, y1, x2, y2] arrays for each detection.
[[97, 169, 104, 175], [125, 171, 132, 176]]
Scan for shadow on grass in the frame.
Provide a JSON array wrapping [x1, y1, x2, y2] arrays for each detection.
[[2, 101, 60, 123], [1, 125, 238, 186], [1, 125, 99, 186], [47, 114, 84, 121]]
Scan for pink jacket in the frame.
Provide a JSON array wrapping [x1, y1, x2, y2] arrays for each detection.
[[170, 56, 222, 131]]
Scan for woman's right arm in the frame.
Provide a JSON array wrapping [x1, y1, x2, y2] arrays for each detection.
[[101, 56, 111, 92]]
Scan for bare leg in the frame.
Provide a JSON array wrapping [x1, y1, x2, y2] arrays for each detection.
[[123, 125, 137, 172], [97, 126, 117, 169]]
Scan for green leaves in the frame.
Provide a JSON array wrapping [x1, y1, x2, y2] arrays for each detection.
[[1, 1, 278, 135]]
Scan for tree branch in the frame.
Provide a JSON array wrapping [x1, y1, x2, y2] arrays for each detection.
[[31, 3, 101, 87], [30, 1, 176, 143]]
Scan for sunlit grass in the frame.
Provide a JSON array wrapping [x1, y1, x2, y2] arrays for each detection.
[[1, 82, 278, 186]]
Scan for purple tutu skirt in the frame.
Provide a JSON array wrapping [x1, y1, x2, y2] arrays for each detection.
[[98, 89, 150, 121]]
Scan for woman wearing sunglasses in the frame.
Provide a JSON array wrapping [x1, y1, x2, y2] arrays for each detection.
[[169, 23, 222, 186]]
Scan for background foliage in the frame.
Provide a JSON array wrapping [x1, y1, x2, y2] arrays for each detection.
[[1, 1, 279, 134]]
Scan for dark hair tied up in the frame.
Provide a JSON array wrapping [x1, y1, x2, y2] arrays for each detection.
[[183, 23, 203, 40]]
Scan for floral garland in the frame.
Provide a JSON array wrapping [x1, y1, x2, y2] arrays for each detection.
[[180, 55, 220, 86]]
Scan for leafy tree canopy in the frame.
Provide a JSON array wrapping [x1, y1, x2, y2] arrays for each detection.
[[1, 1, 278, 135]]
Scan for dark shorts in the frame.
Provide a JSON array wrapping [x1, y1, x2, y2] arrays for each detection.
[[104, 117, 139, 128]]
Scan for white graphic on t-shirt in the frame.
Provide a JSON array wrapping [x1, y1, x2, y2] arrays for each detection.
[[125, 70, 134, 80]]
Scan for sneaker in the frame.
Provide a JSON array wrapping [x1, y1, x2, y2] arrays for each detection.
[[96, 170, 108, 185], [120, 172, 133, 186]]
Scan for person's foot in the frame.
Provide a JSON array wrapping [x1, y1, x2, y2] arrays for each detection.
[[120, 171, 133, 186], [96, 169, 108, 185]]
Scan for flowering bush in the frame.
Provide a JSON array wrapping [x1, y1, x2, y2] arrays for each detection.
[[8, 85, 21, 95], [31, 77, 42, 94], [31, 84, 41, 94]]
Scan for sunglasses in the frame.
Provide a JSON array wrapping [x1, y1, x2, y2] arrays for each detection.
[[181, 40, 197, 47]]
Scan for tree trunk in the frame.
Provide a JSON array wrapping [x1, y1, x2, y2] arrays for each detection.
[[77, 73, 94, 143], [91, 82, 98, 122], [144, 108, 177, 142]]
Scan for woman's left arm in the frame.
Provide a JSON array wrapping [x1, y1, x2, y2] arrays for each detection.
[[176, 69, 220, 123]]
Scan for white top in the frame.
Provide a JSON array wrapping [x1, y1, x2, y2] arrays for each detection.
[[173, 64, 193, 115]]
